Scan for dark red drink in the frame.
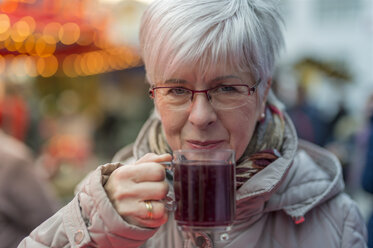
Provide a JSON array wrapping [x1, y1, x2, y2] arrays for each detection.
[[174, 161, 235, 228]]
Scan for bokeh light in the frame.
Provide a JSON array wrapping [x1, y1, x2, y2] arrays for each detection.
[[37, 55, 58, 77], [0, 14, 11, 34], [0, 1, 143, 78], [59, 22, 80, 45], [35, 36, 56, 57], [0, 0, 18, 13], [43, 22, 62, 44]]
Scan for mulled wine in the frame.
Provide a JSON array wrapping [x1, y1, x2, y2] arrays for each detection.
[[174, 161, 235, 229]]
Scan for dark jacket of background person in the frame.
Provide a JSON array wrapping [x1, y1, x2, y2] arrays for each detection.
[[362, 115, 373, 248], [0, 130, 58, 248]]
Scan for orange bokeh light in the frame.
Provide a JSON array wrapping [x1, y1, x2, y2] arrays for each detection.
[[0, 2, 141, 78], [0, 14, 11, 34], [37, 55, 58, 77], [43, 22, 61, 43], [10, 20, 30, 42], [63, 54, 78, 78], [0, 0, 18, 13], [59, 22, 80, 45], [20, 16, 36, 33], [35, 36, 56, 57]]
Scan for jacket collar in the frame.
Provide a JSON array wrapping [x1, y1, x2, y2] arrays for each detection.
[[234, 113, 297, 222], [234, 112, 344, 223], [268, 139, 345, 220]]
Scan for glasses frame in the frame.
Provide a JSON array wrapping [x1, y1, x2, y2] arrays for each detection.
[[149, 79, 261, 102]]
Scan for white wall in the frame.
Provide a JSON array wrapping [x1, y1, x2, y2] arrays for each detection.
[[278, 0, 373, 118]]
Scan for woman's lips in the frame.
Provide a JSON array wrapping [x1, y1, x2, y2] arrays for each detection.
[[186, 140, 224, 149]]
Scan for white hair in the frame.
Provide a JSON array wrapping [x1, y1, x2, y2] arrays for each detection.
[[139, 0, 285, 98]]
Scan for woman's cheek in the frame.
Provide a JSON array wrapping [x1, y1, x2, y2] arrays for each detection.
[[221, 106, 258, 158], [160, 113, 185, 150]]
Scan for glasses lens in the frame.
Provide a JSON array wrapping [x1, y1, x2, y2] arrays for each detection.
[[153, 84, 253, 110], [210, 85, 250, 109], [154, 87, 191, 109]]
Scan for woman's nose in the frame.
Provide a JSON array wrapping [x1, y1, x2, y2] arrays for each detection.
[[188, 93, 217, 129]]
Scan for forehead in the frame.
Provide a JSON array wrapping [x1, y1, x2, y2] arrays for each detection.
[[161, 62, 253, 84]]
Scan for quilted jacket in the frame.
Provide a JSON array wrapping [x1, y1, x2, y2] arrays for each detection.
[[18, 113, 367, 248]]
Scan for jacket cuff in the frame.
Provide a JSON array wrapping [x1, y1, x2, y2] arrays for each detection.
[[63, 196, 92, 247], [78, 163, 158, 248]]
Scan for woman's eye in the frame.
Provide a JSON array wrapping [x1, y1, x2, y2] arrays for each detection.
[[168, 88, 189, 95], [218, 85, 238, 92]]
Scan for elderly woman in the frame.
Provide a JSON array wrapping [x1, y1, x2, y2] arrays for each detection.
[[19, 0, 367, 247]]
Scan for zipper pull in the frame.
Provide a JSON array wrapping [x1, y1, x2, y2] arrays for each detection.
[[293, 216, 305, 224]]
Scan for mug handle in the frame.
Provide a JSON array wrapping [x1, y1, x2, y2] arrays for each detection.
[[160, 161, 177, 211]]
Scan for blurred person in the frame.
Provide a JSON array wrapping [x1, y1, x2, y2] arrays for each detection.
[[287, 84, 328, 146], [362, 93, 373, 248], [19, 0, 367, 247], [36, 133, 95, 203], [346, 93, 373, 193], [0, 82, 29, 141], [0, 81, 59, 248]]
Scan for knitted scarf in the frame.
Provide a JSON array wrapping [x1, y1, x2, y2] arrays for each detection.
[[147, 103, 285, 189]]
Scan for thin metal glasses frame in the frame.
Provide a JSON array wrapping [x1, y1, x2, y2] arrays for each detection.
[[148, 80, 261, 101]]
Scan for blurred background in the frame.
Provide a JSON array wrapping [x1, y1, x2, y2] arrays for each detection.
[[0, 0, 372, 233]]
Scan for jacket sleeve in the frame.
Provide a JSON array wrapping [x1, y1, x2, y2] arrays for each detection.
[[341, 198, 368, 248], [18, 163, 158, 248]]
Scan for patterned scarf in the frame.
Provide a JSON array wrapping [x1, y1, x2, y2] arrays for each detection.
[[235, 104, 285, 188], [147, 103, 285, 189]]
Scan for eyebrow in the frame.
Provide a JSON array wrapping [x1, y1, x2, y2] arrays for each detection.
[[163, 75, 242, 85], [209, 75, 242, 83], [163, 79, 188, 85]]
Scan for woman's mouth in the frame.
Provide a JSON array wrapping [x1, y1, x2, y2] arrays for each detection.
[[186, 140, 224, 149]]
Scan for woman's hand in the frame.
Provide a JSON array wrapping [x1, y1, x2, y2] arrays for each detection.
[[104, 153, 172, 228]]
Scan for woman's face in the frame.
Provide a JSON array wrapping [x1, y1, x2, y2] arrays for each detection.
[[154, 67, 269, 161]]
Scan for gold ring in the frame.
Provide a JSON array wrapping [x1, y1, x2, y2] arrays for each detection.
[[144, 200, 153, 219]]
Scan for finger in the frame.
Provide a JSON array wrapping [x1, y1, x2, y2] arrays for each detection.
[[109, 153, 172, 183], [137, 181, 169, 200], [115, 181, 169, 201], [125, 211, 169, 228], [132, 162, 167, 183], [135, 153, 172, 165], [111, 162, 166, 183], [120, 200, 169, 228], [139, 200, 166, 220]]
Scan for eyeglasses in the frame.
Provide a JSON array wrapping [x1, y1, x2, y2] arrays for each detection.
[[149, 79, 261, 110]]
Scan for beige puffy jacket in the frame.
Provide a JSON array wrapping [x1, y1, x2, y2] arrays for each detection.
[[18, 114, 367, 247]]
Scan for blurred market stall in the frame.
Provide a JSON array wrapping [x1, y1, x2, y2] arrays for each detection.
[[0, 0, 154, 202], [0, 0, 143, 78]]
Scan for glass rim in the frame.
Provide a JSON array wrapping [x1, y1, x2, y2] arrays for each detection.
[[172, 149, 236, 164], [173, 148, 235, 154]]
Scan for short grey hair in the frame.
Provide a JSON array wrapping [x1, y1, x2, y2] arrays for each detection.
[[139, 0, 285, 97]]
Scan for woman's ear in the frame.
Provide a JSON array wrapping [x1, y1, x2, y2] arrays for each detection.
[[260, 78, 272, 114]]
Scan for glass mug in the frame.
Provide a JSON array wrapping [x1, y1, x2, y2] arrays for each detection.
[[163, 149, 236, 234]]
